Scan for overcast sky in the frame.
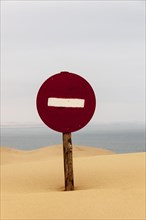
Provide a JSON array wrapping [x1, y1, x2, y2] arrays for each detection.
[[1, 1, 145, 125]]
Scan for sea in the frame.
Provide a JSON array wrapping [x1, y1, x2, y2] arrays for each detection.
[[1, 123, 145, 154]]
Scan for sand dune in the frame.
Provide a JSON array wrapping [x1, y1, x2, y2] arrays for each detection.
[[0, 145, 114, 165], [1, 146, 145, 220]]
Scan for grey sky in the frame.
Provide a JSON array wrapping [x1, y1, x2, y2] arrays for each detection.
[[1, 1, 145, 125]]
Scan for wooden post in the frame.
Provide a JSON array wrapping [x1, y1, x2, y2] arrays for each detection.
[[62, 133, 74, 191]]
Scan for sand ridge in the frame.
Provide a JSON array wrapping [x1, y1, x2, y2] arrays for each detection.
[[0, 145, 114, 165], [0, 146, 145, 219]]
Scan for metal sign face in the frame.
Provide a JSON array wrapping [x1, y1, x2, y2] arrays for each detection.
[[36, 72, 96, 133]]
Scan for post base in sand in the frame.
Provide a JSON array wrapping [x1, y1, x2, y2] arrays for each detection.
[[63, 133, 74, 191]]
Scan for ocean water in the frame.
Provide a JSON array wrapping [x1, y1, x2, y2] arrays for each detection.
[[1, 124, 145, 153]]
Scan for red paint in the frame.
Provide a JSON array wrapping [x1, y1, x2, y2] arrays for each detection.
[[36, 72, 96, 133]]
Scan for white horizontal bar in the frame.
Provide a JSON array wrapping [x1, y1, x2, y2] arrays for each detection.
[[48, 98, 85, 108]]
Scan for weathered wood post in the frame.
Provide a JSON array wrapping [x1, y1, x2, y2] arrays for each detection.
[[63, 133, 74, 191]]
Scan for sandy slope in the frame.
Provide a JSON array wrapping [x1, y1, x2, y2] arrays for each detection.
[[0, 146, 145, 220], [0, 145, 114, 165]]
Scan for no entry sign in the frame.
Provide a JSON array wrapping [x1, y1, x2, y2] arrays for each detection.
[[36, 72, 96, 133], [36, 71, 96, 191]]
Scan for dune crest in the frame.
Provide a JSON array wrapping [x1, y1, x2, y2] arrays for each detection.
[[0, 145, 114, 165]]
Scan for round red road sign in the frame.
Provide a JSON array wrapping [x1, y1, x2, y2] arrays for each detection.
[[36, 72, 96, 133]]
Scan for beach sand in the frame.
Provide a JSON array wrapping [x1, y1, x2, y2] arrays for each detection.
[[1, 145, 145, 220]]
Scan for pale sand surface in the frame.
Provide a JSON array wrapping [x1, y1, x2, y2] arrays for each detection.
[[0, 145, 145, 220]]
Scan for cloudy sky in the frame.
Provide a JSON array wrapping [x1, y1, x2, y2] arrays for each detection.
[[1, 1, 145, 125]]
